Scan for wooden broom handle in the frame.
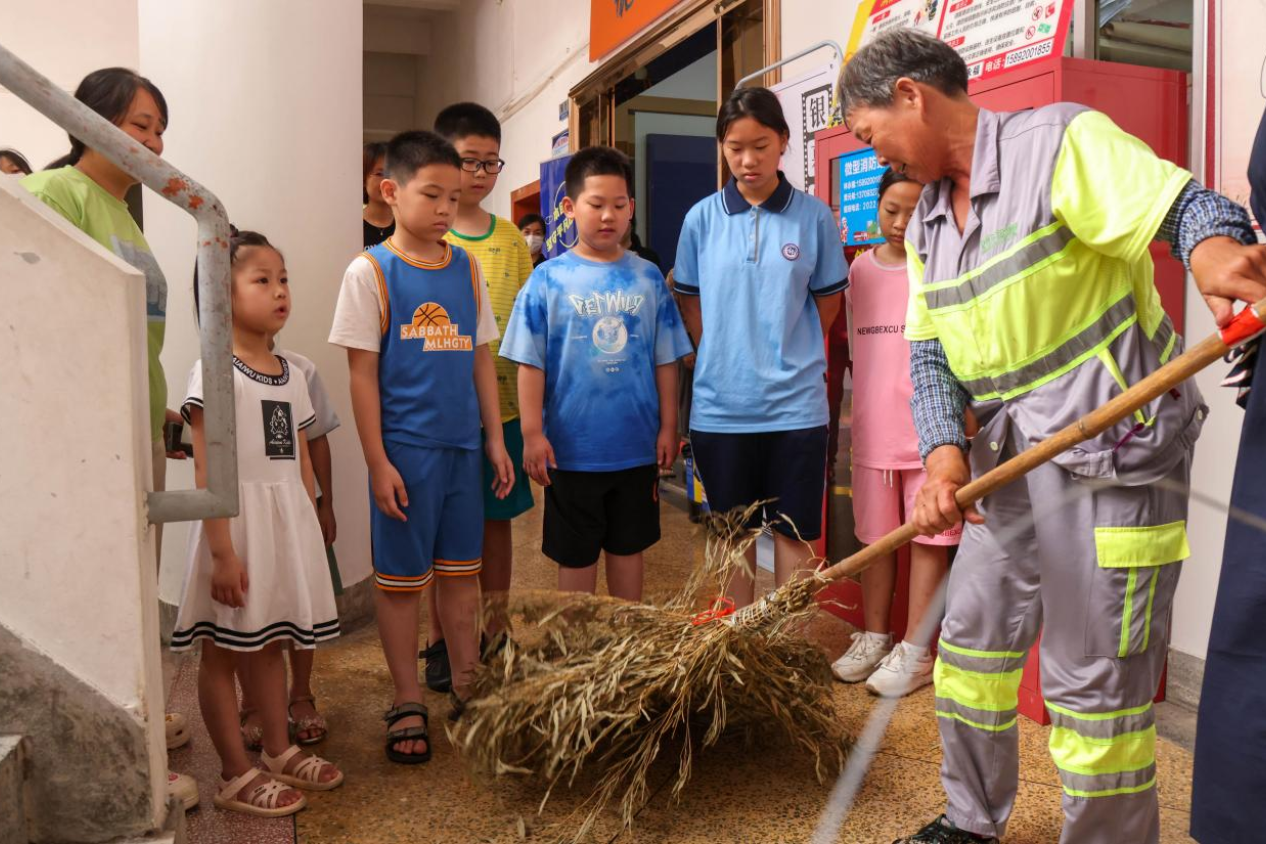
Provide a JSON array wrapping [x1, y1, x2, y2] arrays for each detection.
[[815, 299, 1266, 586]]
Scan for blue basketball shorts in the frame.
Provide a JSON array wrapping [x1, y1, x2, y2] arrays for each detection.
[[370, 440, 484, 592]]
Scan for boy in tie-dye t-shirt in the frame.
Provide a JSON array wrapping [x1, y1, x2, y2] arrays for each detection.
[[499, 146, 691, 601]]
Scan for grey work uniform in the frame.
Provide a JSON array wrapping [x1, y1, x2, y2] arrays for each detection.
[[905, 104, 1207, 844]]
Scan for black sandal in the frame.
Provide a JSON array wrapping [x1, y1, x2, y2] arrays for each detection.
[[420, 640, 452, 693], [448, 691, 467, 723], [383, 702, 431, 764]]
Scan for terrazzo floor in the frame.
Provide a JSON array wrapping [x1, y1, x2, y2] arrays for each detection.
[[167, 489, 1198, 844]]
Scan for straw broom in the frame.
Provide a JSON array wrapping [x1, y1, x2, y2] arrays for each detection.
[[451, 301, 1266, 841], [452, 508, 844, 841]]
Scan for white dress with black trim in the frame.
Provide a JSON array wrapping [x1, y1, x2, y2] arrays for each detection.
[[171, 356, 340, 652]]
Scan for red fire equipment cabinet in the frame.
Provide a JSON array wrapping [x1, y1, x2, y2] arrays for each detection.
[[812, 55, 1187, 724]]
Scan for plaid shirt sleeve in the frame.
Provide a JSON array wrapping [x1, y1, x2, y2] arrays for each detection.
[[1157, 179, 1258, 266], [910, 338, 970, 461]]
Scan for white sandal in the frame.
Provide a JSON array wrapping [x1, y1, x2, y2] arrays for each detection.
[[260, 745, 344, 791], [212, 769, 306, 817], [165, 712, 190, 750]]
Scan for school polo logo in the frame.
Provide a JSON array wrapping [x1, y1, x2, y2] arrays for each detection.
[[400, 302, 472, 351], [782, 242, 801, 261]]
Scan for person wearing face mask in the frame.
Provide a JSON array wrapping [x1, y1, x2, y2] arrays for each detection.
[[518, 212, 546, 267]]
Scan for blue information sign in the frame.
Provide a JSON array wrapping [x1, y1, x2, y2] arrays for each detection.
[[540, 154, 577, 259], [838, 148, 886, 247]]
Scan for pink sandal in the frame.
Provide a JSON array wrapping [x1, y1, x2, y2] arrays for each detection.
[[288, 695, 328, 745], [212, 769, 305, 817], [238, 708, 263, 752], [260, 745, 344, 791]]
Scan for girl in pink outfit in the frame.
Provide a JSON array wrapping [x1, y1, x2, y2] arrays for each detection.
[[831, 169, 960, 698]]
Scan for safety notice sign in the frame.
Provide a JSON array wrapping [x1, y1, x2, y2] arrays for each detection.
[[846, 0, 1072, 82]]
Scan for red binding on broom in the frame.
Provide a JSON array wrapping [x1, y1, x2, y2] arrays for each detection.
[[1220, 304, 1266, 347], [691, 596, 735, 625]]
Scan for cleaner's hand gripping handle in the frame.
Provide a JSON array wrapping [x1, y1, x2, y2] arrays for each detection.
[[806, 297, 1266, 591]]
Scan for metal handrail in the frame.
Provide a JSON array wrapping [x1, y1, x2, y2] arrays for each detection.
[[0, 43, 238, 524], [736, 40, 845, 89]]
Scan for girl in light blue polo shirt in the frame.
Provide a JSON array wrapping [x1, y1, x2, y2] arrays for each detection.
[[673, 86, 848, 607]]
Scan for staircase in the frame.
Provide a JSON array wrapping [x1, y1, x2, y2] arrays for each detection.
[[0, 737, 29, 844], [0, 42, 232, 844]]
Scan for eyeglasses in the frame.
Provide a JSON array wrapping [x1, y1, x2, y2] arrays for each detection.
[[460, 158, 506, 174]]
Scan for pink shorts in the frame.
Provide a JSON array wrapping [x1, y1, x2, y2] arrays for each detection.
[[852, 465, 961, 546]]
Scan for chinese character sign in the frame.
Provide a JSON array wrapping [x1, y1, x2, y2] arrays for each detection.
[[846, 0, 1071, 82], [838, 149, 886, 247], [772, 66, 838, 192]]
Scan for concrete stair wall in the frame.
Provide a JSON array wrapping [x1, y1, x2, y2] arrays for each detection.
[[0, 736, 30, 844]]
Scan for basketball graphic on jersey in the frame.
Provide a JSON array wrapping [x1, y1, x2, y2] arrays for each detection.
[[412, 302, 451, 327], [400, 301, 472, 350], [592, 315, 628, 355]]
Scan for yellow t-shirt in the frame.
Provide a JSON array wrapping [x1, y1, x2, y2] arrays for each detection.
[[445, 215, 534, 421]]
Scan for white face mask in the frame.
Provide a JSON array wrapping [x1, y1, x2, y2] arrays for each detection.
[[524, 233, 544, 253]]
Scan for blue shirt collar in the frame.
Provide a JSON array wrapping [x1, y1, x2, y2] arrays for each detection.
[[722, 170, 795, 215]]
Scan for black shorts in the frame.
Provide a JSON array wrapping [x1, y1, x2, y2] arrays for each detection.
[[543, 464, 661, 569], [689, 426, 828, 540]]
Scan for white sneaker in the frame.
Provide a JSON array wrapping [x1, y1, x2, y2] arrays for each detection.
[[865, 642, 935, 698], [831, 631, 894, 682], [167, 770, 199, 811]]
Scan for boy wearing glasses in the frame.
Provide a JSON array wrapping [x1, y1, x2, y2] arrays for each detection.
[[429, 102, 535, 690]]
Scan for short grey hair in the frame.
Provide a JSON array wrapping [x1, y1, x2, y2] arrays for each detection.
[[837, 29, 969, 115]]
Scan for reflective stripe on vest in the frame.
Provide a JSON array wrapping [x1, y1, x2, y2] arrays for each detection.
[[912, 221, 1140, 402]]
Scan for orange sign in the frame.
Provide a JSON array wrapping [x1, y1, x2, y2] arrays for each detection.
[[590, 0, 687, 61]]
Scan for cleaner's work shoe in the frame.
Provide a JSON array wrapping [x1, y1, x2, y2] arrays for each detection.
[[831, 631, 893, 682], [420, 639, 452, 693], [865, 641, 934, 698], [893, 815, 999, 843]]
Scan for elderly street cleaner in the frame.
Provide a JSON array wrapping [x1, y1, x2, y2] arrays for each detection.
[[839, 29, 1266, 844]]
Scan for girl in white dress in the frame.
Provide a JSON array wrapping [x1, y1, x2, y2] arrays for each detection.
[[174, 230, 344, 816]]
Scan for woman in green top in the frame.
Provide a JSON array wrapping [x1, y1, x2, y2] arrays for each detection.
[[23, 68, 182, 479], [22, 67, 197, 808]]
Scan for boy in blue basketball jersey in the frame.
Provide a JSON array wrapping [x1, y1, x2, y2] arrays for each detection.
[[500, 146, 692, 600], [329, 131, 513, 764]]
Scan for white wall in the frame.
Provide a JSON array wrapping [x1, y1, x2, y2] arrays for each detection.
[[1173, 297, 1244, 659], [136, 0, 369, 596], [0, 178, 166, 825], [420, 0, 598, 218], [365, 50, 421, 139], [779, 0, 859, 81], [363, 4, 437, 141], [1169, 0, 1246, 661], [0, 0, 139, 171]]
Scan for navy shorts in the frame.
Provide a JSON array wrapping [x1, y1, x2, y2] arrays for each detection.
[[370, 441, 483, 592], [689, 426, 828, 540]]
